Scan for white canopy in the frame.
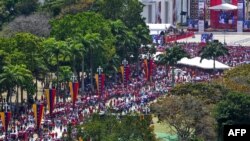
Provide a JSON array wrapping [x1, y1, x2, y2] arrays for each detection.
[[209, 3, 238, 10], [177, 57, 230, 70], [147, 24, 175, 35]]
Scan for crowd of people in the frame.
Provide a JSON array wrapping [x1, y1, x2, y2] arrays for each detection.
[[1, 41, 250, 140]]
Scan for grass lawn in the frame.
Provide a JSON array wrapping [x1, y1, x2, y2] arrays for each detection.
[[152, 116, 178, 141]]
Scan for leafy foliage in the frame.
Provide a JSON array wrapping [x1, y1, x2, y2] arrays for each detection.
[[151, 95, 216, 141], [170, 83, 229, 104], [222, 64, 250, 94], [157, 45, 189, 66], [78, 114, 156, 141], [199, 41, 228, 70], [214, 92, 250, 140]]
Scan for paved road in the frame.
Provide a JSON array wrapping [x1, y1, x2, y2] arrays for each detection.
[[178, 32, 250, 46]]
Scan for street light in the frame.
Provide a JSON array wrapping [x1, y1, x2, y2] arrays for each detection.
[[146, 52, 151, 60], [122, 59, 128, 67], [97, 66, 103, 75], [71, 73, 77, 82]]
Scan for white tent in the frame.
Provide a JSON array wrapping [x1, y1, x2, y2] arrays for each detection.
[[146, 24, 175, 35], [177, 57, 230, 70], [209, 3, 238, 10]]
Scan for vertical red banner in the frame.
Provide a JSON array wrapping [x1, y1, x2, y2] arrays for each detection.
[[149, 59, 153, 81], [125, 65, 130, 84], [101, 74, 105, 97], [33, 104, 44, 129], [144, 59, 148, 79], [46, 88, 56, 115], [73, 82, 79, 108], [0, 112, 11, 131]]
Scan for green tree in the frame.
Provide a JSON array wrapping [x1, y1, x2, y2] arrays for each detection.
[[96, 0, 145, 28], [83, 33, 103, 91], [15, 0, 39, 15], [14, 33, 45, 96], [171, 83, 229, 104], [50, 12, 116, 71], [214, 92, 250, 140], [0, 64, 33, 104], [151, 94, 215, 141], [222, 64, 250, 94], [58, 66, 72, 102], [199, 41, 228, 71], [157, 45, 188, 87], [42, 38, 68, 91], [78, 114, 156, 141]]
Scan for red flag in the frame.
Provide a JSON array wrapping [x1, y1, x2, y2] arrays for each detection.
[[144, 59, 148, 79], [32, 104, 44, 129], [45, 89, 56, 115], [0, 112, 11, 131]]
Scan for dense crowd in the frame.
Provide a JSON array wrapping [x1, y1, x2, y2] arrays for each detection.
[[1, 42, 249, 140]]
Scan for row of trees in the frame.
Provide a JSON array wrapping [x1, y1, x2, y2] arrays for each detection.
[[0, 0, 151, 105]]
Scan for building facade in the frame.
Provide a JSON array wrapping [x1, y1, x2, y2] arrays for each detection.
[[140, 0, 189, 25]]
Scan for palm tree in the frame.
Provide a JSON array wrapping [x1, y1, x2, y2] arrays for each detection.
[[199, 41, 228, 71], [83, 33, 103, 91], [157, 45, 188, 87], [103, 54, 120, 83], [58, 66, 73, 102], [0, 64, 33, 104], [67, 35, 86, 92], [42, 38, 68, 91]]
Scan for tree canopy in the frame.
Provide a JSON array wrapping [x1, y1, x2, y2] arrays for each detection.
[[214, 92, 250, 140], [77, 114, 156, 141]]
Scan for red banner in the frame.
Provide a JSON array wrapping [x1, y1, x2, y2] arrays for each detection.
[[99, 74, 105, 97], [144, 59, 148, 79], [69, 82, 79, 109], [210, 0, 222, 28], [125, 65, 130, 84], [95, 74, 105, 97], [165, 32, 194, 42], [0, 112, 11, 131], [148, 59, 154, 81], [45, 88, 56, 115], [32, 103, 44, 129]]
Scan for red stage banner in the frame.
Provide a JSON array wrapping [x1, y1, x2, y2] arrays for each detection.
[[210, 0, 222, 28], [165, 32, 194, 42], [32, 103, 44, 129], [0, 112, 11, 131], [45, 88, 56, 115]]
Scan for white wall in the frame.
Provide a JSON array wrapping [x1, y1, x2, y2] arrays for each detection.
[[140, 0, 189, 24]]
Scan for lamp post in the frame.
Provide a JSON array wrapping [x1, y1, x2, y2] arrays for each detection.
[[97, 66, 103, 75], [122, 59, 128, 89], [71, 73, 77, 82], [97, 66, 103, 101], [146, 52, 151, 60]]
